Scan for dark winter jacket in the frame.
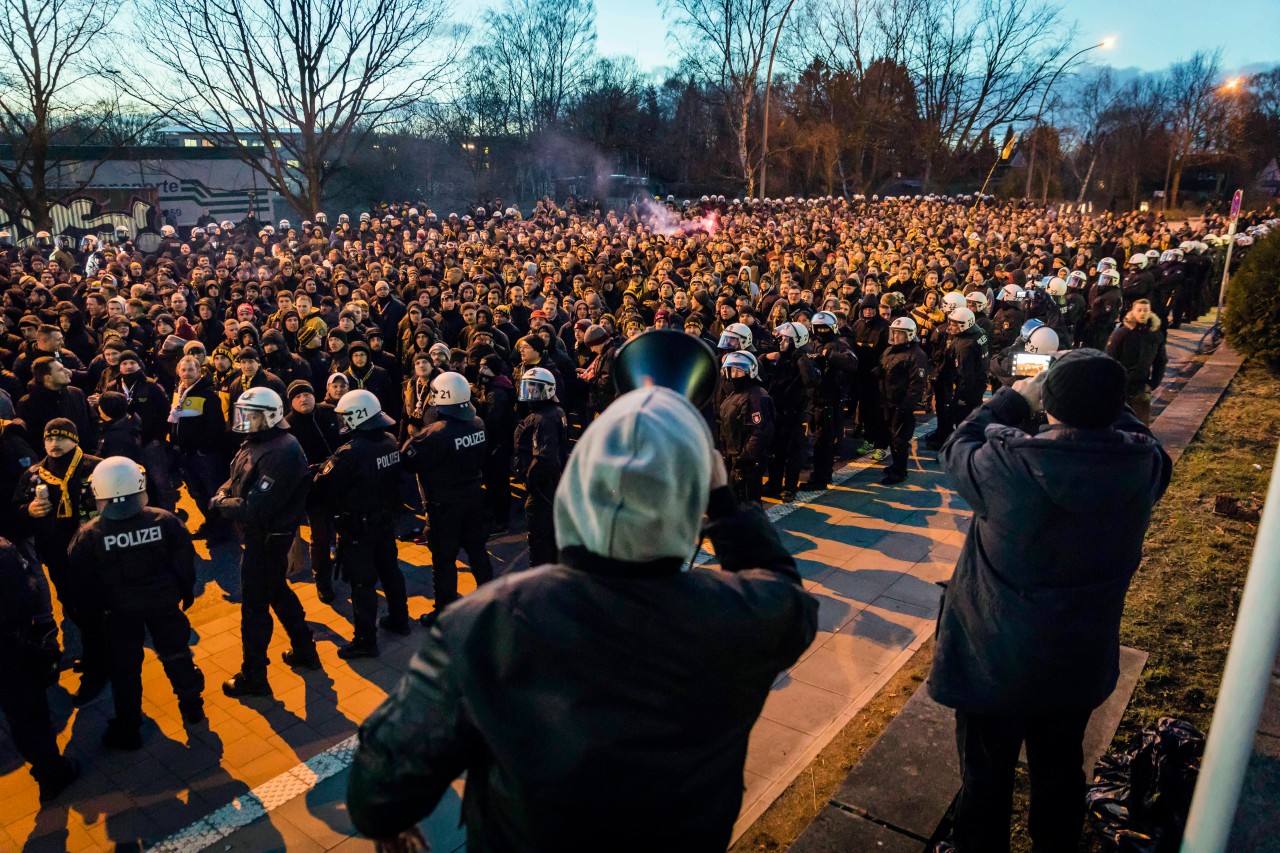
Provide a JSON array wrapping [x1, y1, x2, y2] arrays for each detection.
[[929, 389, 1171, 716]]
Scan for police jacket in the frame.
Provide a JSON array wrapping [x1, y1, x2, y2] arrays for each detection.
[[1121, 269, 1154, 308], [68, 507, 195, 612], [810, 335, 858, 407], [930, 389, 1171, 716], [878, 342, 928, 410], [941, 327, 987, 406], [401, 409, 486, 500], [347, 488, 817, 851], [990, 305, 1026, 352], [1086, 285, 1122, 339], [719, 378, 774, 463], [214, 427, 309, 535], [0, 537, 42, 638], [513, 402, 568, 493], [764, 348, 820, 421], [311, 429, 402, 516]]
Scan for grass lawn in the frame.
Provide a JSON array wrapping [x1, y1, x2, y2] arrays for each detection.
[[733, 361, 1280, 853]]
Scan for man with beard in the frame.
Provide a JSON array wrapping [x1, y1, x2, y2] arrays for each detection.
[[17, 357, 94, 446]]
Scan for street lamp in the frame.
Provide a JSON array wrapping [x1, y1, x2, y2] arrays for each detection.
[[1024, 37, 1115, 200]]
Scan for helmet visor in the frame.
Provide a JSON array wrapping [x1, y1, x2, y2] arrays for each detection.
[[716, 331, 742, 350], [517, 378, 554, 402], [232, 405, 270, 433]]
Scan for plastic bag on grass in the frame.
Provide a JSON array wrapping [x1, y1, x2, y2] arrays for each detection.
[[1086, 717, 1205, 852]]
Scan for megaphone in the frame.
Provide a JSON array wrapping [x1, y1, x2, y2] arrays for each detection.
[[613, 329, 718, 410]]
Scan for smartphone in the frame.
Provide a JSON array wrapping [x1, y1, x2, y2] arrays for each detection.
[[1012, 351, 1053, 377]]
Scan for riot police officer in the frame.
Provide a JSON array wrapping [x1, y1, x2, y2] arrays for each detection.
[[401, 372, 494, 619], [512, 367, 568, 567], [929, 307, 988, 449], [718, 351, 774, 503], [804, 311, 857, 489], [312, 390, 410, 659], [210, 387, 322, 697], [878, 317, 928, 485], [762, 322, 820, 502], [67, 457, 205, 749]]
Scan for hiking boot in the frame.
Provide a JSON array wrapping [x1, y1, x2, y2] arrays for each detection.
[[178, 697, 206, 725], [282, 649, 322, 671], [72, 673, 109, 707], [799, 479, 829, 491], [337, 641, 379, 660], [222, 672, 272, 698], [315, 580, 336, 604], [102, 719, 143, 751], [38, 758, 81, 804], [379, 616, 413, 636]]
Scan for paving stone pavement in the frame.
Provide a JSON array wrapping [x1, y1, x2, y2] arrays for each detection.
[[0, 318, 1215, 852]]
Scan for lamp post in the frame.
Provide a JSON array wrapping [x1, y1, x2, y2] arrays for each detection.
[[1024, 37, 1114, 200], [757, 0, 799, 200]]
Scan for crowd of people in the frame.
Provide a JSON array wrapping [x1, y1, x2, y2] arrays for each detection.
[[0, 193, 1273, 820]]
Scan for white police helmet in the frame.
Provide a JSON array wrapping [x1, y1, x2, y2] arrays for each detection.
[[721, 351, 759, 380], [335, 388, 394, 432], [1046, 277, 1068, 298], [1025, 326, 1059, 354], [1128, 254, 1148, 269], [888, 315, 917, 342], [517, 366, 557, 402], [812, 311, 839, 332], [941, 291, 967, 316], [717, 322, 753, 351], [965, 291, 989, 312], [774, 321, 810, 350], [232, 387, 284, 433], [429, 371, 471, 406], [949, 307, 976, 333], [1098, 257, 1118, 272], [91, 456, 148, 519]]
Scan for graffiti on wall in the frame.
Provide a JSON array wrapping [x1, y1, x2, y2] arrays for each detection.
[[0, 189, 163, 251]]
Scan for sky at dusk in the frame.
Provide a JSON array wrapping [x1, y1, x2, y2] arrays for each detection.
[[587, 0, 1280, 79]]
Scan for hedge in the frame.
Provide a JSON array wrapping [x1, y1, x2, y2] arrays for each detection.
[[1223, 229, 1280, 369]]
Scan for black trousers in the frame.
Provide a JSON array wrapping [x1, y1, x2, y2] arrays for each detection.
[[341, 516, 408, 644], [104, 607, 204, 726], [308, 509, 335, 587], [483, 447, 513, 529], [525, 482, 558, 568], [853, 375, 888, 446], [728, 457, 763, 503], [427, 493, 494, 609], [885, 407, 915, 475], [240, 530, 315, 677], [810, 404, 842, 485], [0, 639, 67, 786], [40, 549, 108, 680], [952, 708, 1092, 853], [766, 419, 807, 493]]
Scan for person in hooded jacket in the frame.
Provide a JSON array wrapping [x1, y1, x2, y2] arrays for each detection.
[[284, 380, 341, 601], [93, 391, 143, 462], [169, 355, 229, 538], [347, 385, 817, 853], [260, 329, 311, 387], [345, 340, 397, 418], [932, 350, 1171, 853]]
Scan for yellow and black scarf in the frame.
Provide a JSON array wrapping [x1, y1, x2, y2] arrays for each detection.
[[37, 447, 84, 519]]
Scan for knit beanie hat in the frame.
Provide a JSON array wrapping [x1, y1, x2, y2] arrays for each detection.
[[44, 418, 79, 443], [1042, 348, 1126, 429], [98, 391, 129, 421]]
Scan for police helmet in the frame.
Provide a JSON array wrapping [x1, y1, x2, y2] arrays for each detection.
[[717, 322, 753, 351], [811, 311, 838, 333], [1127, 253, 1148, 269], [429, 371, 471, 407], [1025, 326, 1059, 355], [1020, 318, 1046, 339], [965, 291, 989, 312], [335, 388, 395, 432], [949, 307, 976, 333], [1098, 269, 1121, 287], [888, 316, 917, 343], [774, 321, 810, 350], [941, 291, 967, 316], [1098, 257, 1117, 272], [1046, 277, 1068, 298], [1066, 271, 1088, 289], [232, 387, 285, 433], [517, 366, 557, 402], [91, 456, 147, 520], [721, 351, 759, 380]]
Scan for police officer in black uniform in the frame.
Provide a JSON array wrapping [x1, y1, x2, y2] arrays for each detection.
[[401, 372, 494, 619], [718, 351, 774, 503], [312, 389, 410, 659], [762, 322, 821, 502], [67, 457, 205, 749], [877, 317, 929, 485], [930, 307, 989, 449], [0, 536, 80, 802], [804, 311, 858, 489], [210, 387, 323, 696], [512, 367, 568, 567]]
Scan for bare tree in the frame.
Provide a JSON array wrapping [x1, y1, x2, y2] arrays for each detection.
[[125, 0, 454, 217], [466, 0, 597, 136], [664, 0, 795, 194], [0, 0, 153, 233], [1163, 50, 1226, 208]]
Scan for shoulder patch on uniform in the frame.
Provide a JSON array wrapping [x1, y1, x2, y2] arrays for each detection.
[[751, 412, 762, 424], [18, 456, 31, 468], [319, 459, 335, 476], [258, 476, 275, 492]]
